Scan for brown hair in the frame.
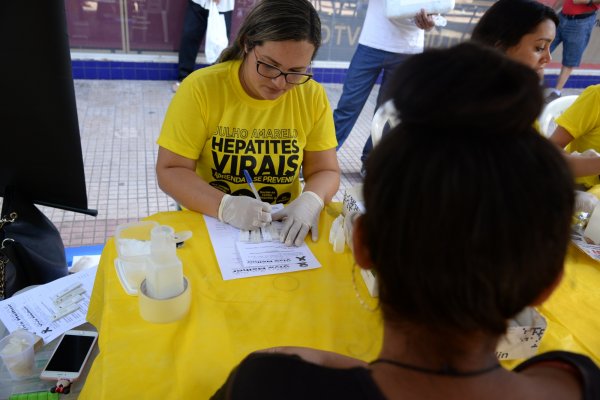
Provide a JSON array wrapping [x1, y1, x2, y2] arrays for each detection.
[[364, 43, 573, 337], [217, 0, 322, 63]]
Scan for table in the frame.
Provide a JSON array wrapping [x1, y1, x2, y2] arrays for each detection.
[[78, 205, 600, 399], [535, 244, 600, 364], [79, 205, 382, 399]]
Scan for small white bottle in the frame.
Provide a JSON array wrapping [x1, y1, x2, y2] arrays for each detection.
[[145, 225, 184, 300]]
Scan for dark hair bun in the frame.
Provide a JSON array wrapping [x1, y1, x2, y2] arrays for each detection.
[[385, 43, 543, 136]]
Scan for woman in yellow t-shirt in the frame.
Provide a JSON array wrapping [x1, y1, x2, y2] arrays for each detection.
[[549, 84, 600, 188], [156, 0, 340, 246], [471, 0, 600, 188]]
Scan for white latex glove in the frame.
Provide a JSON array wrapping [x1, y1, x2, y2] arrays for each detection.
[[343, 211, 361, 253], [575, 149, 600, 158], [272, 191, 324, 246], [574, 190, 599, 215], [218, 194, 272, 230], [329, 214, 345, 253]]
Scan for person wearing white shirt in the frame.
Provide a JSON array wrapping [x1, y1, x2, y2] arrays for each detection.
[[333, 0, 433, 175]]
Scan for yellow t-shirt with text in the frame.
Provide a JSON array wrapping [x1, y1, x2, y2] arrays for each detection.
[[157, 60, 337, 204], [555, 84, 600, 188]]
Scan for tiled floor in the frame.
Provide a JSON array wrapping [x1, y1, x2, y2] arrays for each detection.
[[37, 80, 375, 247], [14, 80, 584, 248]]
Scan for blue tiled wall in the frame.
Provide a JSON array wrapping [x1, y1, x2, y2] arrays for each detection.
[[71, 60, 380, 84], [543, 75, 600, 89], [72, 60, 600, 87], [72, 60, 177, 80]]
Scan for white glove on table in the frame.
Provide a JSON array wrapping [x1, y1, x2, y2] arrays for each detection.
[[272, 191, 324, 246], [329, 211, 361, 253], [218, 194, 272, 230], [574, 149, 600, 158], [343, 211, 361, 252]]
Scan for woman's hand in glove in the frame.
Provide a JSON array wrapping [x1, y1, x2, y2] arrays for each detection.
[[218, 194, 272, 230], [272, 191, 324, 246]]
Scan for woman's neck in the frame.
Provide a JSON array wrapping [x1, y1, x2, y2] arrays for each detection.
[[238, 59, 261, 100], [376, 322, 502, 375], [370, 323, 517, 400]]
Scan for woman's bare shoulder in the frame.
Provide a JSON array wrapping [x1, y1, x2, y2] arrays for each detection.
[[256, 346, 369, 369]]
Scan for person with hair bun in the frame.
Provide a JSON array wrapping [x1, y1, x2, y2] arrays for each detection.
[[210, 42, 600, 400], [157, 0, 340, 247]]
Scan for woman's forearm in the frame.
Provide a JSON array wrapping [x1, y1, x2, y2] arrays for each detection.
[[157, 165, 225, 217], [303, 169, 340, 204], [566, 152, 600, 178]]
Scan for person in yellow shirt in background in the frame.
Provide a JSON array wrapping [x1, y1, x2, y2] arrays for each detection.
[[156, 0, 340, 247], [549, 84, 600, 188]]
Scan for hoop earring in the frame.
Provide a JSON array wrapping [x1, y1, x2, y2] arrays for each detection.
[[351, 263, 378, 312]]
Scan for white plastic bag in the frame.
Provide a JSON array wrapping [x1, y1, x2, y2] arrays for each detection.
[[385, 0, 455, 20], [205, 1, 228, 64]]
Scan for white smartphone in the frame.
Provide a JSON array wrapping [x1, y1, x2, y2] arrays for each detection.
[[40, 329, 98, 381]]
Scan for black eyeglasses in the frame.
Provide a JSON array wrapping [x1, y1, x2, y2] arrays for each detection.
[[253, 49, 312, 85]]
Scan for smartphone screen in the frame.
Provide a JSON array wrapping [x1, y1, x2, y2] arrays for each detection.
[[41, 331, 97, 380]]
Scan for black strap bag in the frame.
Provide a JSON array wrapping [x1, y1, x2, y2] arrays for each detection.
[[0, 187, 68, 299]]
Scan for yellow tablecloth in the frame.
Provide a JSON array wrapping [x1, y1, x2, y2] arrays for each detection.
[[79, 205, 382, 399], [536, 244, 600, 364], [79, 205, 600, 399]]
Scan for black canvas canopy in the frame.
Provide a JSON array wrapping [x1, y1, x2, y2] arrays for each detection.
[[0, 0, 96, 216]]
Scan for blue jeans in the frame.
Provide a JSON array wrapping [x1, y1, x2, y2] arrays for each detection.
[[333, 44, 411, 164], [550, 12, 597, 67]]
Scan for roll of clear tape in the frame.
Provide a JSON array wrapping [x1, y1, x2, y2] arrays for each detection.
[[139, 277, 191, 323]]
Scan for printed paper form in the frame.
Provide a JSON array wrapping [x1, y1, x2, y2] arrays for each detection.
[[203, 215, 321, 280], [571, 233, 600, 261], [0, 266, 97, 344]]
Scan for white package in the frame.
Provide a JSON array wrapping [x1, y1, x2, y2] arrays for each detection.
[[385, 0, 455, 20]]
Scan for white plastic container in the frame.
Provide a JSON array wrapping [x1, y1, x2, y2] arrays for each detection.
[[145, 225, 184, 300], [385, 0, 455, 20], [114, 221, 158, 295], [138, 225, 190, 323], [115, 221, 158, 261], [0, 330, 36, 380], [114, 222, 192, 296]]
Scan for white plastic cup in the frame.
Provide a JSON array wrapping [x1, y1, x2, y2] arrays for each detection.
[[0, 330, 36, 380]]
